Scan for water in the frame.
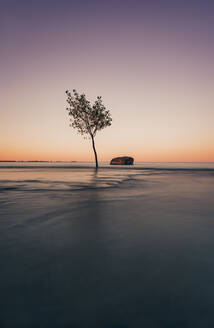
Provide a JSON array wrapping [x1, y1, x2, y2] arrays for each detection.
[[1, 162, 214, 327]]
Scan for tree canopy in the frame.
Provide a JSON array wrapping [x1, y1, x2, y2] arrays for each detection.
[[65, 89, 112, 138]]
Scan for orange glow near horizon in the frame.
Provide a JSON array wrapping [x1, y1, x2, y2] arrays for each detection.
[[1, 2, 214, 163], [1, 144, 214, 163]]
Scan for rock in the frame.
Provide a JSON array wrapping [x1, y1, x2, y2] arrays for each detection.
[[110, 156, 134, 165]]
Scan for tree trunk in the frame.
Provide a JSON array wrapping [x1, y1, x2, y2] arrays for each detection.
[[91, 135, 98, 169]]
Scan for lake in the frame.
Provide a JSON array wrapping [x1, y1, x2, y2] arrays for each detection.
[[1, 162, 214, 327]]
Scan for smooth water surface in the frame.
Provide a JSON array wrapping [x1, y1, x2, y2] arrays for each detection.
[[1, 163, 214, 327]]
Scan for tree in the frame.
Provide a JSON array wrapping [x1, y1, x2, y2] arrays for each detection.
[[65, 89, 112, 168]]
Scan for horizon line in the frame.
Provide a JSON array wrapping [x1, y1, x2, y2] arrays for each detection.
[[1, 160, 214, 164]]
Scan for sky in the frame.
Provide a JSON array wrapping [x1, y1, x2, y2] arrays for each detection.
[[1, 0, 214, 162]]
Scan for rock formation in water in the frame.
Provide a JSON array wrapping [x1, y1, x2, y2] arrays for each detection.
[[110, 156, 134, 165]]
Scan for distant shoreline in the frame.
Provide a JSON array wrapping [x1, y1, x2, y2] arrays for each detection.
[[1, 161, 214, 164], [0, 160, 78, 163]]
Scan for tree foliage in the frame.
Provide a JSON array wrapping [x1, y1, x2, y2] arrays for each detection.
[[65, 89, 112, 138], [65, 89, 112, 168]]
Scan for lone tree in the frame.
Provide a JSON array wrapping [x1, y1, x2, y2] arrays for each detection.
[[65, 89, 112, 168]]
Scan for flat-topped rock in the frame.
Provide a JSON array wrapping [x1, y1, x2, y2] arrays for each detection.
[[110, 156, 134, 165]]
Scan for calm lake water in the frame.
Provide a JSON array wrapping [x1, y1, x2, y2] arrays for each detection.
[[1, 162, 214, 327]]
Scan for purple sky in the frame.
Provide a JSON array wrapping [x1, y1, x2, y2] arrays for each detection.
[[1, 0, 214, 161]]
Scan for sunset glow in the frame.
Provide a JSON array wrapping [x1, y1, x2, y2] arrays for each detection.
[[1, 0, 214, 162]]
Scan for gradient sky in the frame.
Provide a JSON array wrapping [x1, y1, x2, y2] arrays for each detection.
[[1, 0, 214, 162]]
